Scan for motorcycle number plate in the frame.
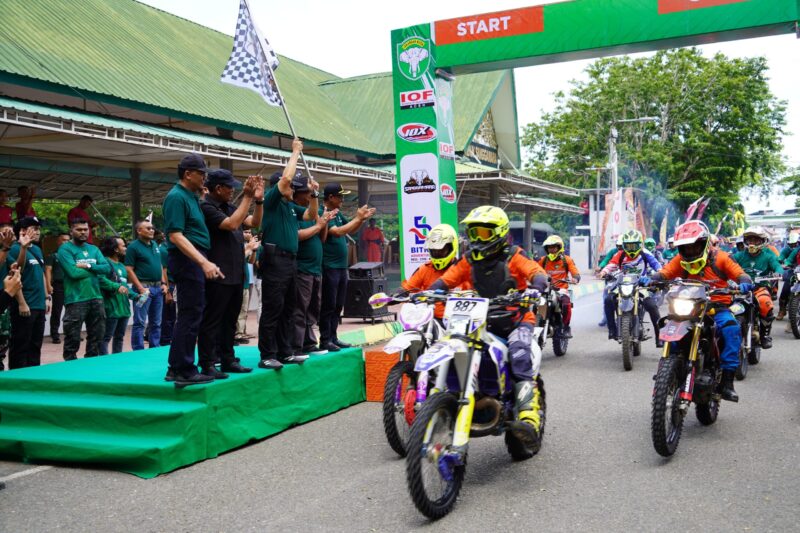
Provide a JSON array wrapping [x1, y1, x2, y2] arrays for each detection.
[[415, 342, 455, 372], [660, 320, 690, 342]]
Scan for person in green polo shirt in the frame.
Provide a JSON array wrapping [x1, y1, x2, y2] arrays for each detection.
[[125, 219, 167, 351], [57, 219, 111, 361], [318, 183, 375, 353], [44, 232, 69, 344], [99, 236, 131, 355], [163, 153, 222, 388], [6, 216, 48, 368]]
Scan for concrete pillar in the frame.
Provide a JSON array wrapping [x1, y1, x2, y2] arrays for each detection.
[[130, 167, 141, 224], [489, 184, 499, 206], [358, 178, 369, 206], [523, 206, 532, 254]]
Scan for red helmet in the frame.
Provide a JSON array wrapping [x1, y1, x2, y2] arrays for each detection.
[[673, 221, 710, 274]]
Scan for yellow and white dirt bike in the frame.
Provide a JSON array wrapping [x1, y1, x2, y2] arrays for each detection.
[[404, 289, 546, 519]]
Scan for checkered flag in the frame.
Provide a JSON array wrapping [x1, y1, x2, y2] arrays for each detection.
[[220, 0, 282, 107]]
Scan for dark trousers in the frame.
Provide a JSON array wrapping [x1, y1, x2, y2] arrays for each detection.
[[293, 271, 322, 351], [63, 299, 106, 360], [319, 267, 348, 345], [100, 316, 129, 355], [167, 250, 206, 376], [50, 281, 64, 338], [9, 306, 45, 369], [257, 252, 296, 359], [779, 269, 792, 309], [198, 282, 243, 367], [161, 283, 176, 345]]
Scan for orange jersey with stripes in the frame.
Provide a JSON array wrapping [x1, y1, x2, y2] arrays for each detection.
[[538, 254, 579, 289], [658, 251, 746, 304], [402, 261, 451, 318]]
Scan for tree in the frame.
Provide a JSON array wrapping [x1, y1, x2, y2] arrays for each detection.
[[522, 48, 787, 235]]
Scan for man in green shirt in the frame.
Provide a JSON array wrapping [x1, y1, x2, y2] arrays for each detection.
[[99, 236, 131, 355], [44, 232, 69, 343], [125, 219, 168, 350], [58, 219, 111, 360], [777, 231, 799, 320], [6, 216, 48, 368], [662, 237, 679, 262], [163, 153, 221, 388], [318, 183, 375, 353]]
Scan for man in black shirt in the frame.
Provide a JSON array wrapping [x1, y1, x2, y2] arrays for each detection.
[[198, 169, 264, 377]]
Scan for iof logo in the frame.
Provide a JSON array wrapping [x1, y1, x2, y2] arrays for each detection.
[[397, 36, 431, 81]]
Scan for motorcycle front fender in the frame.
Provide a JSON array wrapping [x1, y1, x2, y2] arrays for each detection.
[[659, 320, 691, 342], [383, 331, 425, 356], [414, 339, 469, 373], [618, 298, 634, 313]]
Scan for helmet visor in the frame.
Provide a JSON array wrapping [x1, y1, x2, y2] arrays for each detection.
[[429, 244, 453, 259], [467, 225, 496, 242], [678, 240, 706, 262]]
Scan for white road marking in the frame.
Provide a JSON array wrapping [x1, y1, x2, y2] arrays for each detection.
[[0, 465, 53, 483]]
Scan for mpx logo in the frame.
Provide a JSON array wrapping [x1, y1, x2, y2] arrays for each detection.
[[397, 123, 437, 143]]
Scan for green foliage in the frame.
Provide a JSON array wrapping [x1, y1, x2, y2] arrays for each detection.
[[31, 200, 164, 242], [522, 48, 787, 230]]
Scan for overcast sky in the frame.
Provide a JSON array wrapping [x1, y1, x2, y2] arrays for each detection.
[[139, 0, 799, 211]]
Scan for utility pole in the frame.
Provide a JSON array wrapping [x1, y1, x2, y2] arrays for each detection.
[[608, 126, 619, 193]]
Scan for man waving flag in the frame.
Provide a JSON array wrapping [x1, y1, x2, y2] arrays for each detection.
[[220, 0, 281, 107]]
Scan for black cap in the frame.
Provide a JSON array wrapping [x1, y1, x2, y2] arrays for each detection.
[[178, 153, 208, 173], [204, 169, 242, 190], [323, 182, 352, 198], [80, 195, 93, 203], [291, 172, 310, 192], [269, 171, 283, 186], [17, 216, 42, 229]]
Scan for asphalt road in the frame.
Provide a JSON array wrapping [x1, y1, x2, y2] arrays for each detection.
[[2, 290, 799, 532]]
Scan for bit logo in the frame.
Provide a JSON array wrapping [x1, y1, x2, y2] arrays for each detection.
[[400, 89, 435, 110], [397, 123, 437, 143], [409, 215, 432, 245]]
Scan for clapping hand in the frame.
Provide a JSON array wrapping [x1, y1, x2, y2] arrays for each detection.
[[18, 230, 33, 249], [3, 266, 22, 298], [0, 227, 13, 249], [242, 176, 258, 198], [356, 205, 376, 221], [318, 207, 338, 227], [252, 176, 265, 202]]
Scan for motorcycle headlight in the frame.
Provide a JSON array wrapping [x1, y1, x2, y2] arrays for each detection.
[[671, 298, 695, 317], [399, 303, 433, 330], [620, 284, 634, 297]]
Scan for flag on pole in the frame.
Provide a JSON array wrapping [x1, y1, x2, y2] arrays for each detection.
[[220, 0, 282, 107], [684, 196, 704, 222], [695, 197, 711, 221], [659, 207, 669, 244]]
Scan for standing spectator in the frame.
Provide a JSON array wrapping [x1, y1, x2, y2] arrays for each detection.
[[125, 220, 167, 351], [58, 220, 110, 360], [235, 229, 259, 344], [0, 190, 13, 226], [360, 219, 385, 263], [163, 154, 222, 388], [67, 195, 99, 244], [257, 139, 319, 369], [14, 186, 36, 220], [155, 230, 176, 346], [6, 216, 48, 369], [197, 169, 263, 377], [1, 265, 22, 316], [99, 236, 131, 355], [291, 176, 337, 356], [318, 184, 375, 352], [0, 224, 16, 369], [44, 232, 70, 343]]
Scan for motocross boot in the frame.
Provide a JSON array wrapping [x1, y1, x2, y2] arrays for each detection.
[[776, 306, 786, 321], [508, 380, 543, 447], [720, 370, 739, 403], [760, 317, 773, 349]]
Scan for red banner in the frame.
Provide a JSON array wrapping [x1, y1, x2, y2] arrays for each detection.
[[658, 0, 749, 15], [435, 6, 544, 45]]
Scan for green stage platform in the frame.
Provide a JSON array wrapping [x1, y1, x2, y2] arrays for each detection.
[[0, 347, 365, 478]]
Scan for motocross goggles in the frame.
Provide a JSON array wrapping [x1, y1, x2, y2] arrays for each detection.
[[623, 242, 642, 258], [467, 225, 500, 243]]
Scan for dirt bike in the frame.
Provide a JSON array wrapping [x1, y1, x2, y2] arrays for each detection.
[[404, 289, 546, 519], [730, 275, 781, 380], [607, 267, 650, 371], [788, 266, 800, 339], [369, 291, 446, 457], [651, 280, 747, 457], [535, 281, 575, 357]]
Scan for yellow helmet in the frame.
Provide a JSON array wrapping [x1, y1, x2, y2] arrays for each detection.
[[543, 235, 564, 261], [462, 205, 510, 262], [425, 224, 457, 270], [621, 229, 643, 259]]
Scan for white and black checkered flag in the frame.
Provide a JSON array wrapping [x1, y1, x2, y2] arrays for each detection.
[[220, 0, 282, 107]]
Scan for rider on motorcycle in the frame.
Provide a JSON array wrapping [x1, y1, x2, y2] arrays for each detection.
[[538, 235, 580, 338], [596, 236, 624, 328], [645, 237, 664, 265], [429, 206, 549, 448], [662, 237, 678, 262], [599, 229, 663, 346], [396, 224, 459, 319], [647, 221, 753, 402], [777, 232, 800, 320]]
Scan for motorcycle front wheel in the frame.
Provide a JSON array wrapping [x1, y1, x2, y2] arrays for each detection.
[[651, 355, 685, 457], [382, 360, 417, 457], [406, 392, 464, 520], [552, 328, 568, 357], [620, 313, 633, 371], [789, 296, 800, 339]]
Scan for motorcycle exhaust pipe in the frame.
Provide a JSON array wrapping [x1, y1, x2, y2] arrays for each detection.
[[469, 397, 503, 437]]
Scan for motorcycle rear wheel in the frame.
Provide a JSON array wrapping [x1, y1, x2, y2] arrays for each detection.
[[747, 342, 761, 365], [651, 356, 684, 457], [506, 375, 547, 460], [735, 340, 748, 381], [552, 328, 568, 357], [620, 314, 633, 371], [406, 392, 464, 520], [382, 360, 417, 457], [789, 296, 800, 339]]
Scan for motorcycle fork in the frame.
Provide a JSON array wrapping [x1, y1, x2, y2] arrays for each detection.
[[452, 351, 481, 448], [416, 371, 429, 403], [680, 325, 702, 402]]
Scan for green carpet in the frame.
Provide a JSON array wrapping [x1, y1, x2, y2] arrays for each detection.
[[0, 347, 365, 478]]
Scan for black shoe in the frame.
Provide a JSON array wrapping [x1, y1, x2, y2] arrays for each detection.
[[721, 370, 739, 403], [174, 372, 214, 389], [562, 326, 573, 339], [221, 361, 252, 373], [164, 367, 177, 382], [280, 354, 309, 364], [234, 336, 250, 344], [608, 332, 618, 341], [258, 358, 284, 370], [656, 339, 664, 348], [761, 336, 772, 349], [302, 344, 320, 354], [201, 366, 229, 379], [321, 342, 340, 353], [333, 339, 352, 349], [51, 336, 61, 344]]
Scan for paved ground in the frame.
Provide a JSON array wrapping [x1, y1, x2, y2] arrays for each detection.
[[2, 288, 799, 531]]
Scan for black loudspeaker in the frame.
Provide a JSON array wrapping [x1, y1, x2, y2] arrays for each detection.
[[348, 262, 385, 280], [343, 278, 391, 320]]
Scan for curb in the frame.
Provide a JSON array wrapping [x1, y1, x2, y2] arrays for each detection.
[[338, 321, 402, 347], [572, 280, 604, 299]]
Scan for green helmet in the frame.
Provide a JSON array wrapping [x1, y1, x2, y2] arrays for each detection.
[[644, 238, 656, 252]]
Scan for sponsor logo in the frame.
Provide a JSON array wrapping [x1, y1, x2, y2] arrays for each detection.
[[409, 215, 432, 245], [397, 36, 431, 81], [400, 89, 435, 110], [397, 123, 437, 143], [403, 170, 437, 194], [439, 142, 456, 160], [440, 184, 456, 204], [658, 0, 748, 14], [434, 6, 544, 46]]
